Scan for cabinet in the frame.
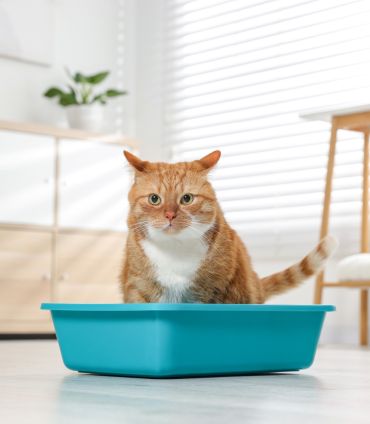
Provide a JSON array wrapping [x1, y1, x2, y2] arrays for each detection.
[[55, 232, 124, 303], [0, 229, 52, 333], [0, 131, 54, 226], [0, 121, 137, 333], [58, 139, 130, 231]]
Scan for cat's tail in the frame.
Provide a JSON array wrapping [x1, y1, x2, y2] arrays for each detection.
[[261, 235, 338, 301]]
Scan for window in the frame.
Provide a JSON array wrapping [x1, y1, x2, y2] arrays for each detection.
[[162, 0, 370, 259]]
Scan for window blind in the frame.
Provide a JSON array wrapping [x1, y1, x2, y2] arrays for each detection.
[[163, 0, 370, 259]]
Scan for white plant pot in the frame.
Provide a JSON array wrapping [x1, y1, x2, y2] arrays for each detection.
[[66, 104, 104, 132]]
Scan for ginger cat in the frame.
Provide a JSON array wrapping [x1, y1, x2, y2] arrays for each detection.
[[120, 150, 336, 303]]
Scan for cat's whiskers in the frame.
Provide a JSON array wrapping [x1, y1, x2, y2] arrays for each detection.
[[128, 220, 150, 234], [141, 214, 224, 258], [129, 221, 147, 228], [180, 223, 221, 253], [129, 221, 147, 229]]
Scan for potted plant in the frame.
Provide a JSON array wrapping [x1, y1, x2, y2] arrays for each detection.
[[44, 69, 127, 132]]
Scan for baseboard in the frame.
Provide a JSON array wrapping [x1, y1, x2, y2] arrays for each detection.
[[0, 333, 56, 340]]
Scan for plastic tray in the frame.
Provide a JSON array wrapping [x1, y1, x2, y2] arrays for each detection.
[[41, 303, 334, 378]]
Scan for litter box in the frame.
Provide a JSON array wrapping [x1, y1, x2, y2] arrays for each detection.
[[41, 303, 334, 378]]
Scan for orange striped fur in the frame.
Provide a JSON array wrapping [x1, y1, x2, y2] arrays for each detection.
[[120, 150, 337, 303]]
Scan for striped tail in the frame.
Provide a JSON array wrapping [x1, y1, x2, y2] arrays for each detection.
[[261, 235, 338, 300]]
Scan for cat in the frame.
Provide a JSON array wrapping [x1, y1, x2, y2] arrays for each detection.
[[120, 150, 337, 303]]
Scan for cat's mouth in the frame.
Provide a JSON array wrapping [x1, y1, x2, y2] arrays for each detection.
[[149, 219, 192, 235], [163, 223, 178, 233], [160, 221, 189, 234]]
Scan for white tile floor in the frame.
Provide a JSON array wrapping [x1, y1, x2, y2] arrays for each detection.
[[0, 341, 369, 424]]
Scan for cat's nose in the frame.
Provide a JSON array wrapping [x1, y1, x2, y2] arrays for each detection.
[[165, 211, 176, 221]]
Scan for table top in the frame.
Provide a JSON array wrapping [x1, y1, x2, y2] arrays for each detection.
[[300, 104, 370, 122]]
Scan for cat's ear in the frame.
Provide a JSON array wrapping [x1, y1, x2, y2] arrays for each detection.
[[123, 150, 148, 172], [197, 150, 221, 171]]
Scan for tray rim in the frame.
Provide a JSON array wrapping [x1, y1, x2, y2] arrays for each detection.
[[41, 303, 335, 312]]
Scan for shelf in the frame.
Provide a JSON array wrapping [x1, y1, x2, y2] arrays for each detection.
[[0, 222, 126, 236], [324, 281, 370, 288], [0, 119, 138, 148]]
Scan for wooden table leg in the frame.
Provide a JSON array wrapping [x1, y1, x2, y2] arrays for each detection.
[[360, 132, 369, 345], [314, 122, 337, 304], [360, 291, 368, 346]]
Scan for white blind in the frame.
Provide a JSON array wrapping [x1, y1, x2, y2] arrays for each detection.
[[163, 0, 370, 259]]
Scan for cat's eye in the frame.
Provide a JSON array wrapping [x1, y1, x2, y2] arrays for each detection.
[[148, 193, 161, 205], [180, 193, 194, 205]]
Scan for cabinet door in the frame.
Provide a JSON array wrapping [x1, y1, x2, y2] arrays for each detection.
[[0, 229, 53, 333], [55, 232, 125, 303], [59, 140, 131, 231], [0, 131, 54, 226]]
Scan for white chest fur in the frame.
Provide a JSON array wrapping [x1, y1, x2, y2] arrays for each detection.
[[140, 226, 210, 302]]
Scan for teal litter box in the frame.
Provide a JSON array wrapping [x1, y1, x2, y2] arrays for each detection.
[[41, 303, 334, 378]]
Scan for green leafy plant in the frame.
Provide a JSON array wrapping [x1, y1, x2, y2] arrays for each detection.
[[44, 69, 127, 106]]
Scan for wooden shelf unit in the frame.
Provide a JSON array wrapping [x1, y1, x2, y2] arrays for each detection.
[[0, 120, 137, 333]]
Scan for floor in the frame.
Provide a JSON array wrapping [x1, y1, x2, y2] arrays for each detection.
[[0, 342, 369, 424]]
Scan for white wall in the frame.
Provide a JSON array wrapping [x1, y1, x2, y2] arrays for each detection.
[[0, 0, 127, 132], [129, 0, 165, 161]]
